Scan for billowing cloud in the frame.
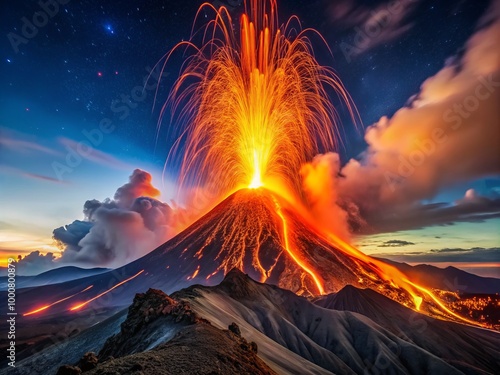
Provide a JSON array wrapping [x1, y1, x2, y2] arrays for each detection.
[[14, 251, 58, 276], [49, 169, 179, 270], [53, 220, 93, 249], [114, 169, 161, 208], [300, 153, 352, 239], [303, 2, 500, 234]]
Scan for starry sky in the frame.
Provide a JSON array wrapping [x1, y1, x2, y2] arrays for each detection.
[[1, 0, 499, 276]]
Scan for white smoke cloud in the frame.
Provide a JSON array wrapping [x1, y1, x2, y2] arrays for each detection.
[[55, 169, 178, 269], [11, 251, 58, 276]]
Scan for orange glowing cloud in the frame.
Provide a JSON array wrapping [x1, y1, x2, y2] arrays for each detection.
[[309, 2, 500, 234]]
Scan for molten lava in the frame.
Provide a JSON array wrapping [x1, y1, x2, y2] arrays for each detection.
[[164, 0, 357, 199], [69, 270, 145, 311], [23, 285, 93, 317]]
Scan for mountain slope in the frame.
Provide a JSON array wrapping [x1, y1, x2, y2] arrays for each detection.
[[315, 285, 500, 374], [377, 259, 500, 294], [8, 270, 499, 375], [82, 288, 276, 375], [9, 189, 414, 320], [175, 269, 500, 374]]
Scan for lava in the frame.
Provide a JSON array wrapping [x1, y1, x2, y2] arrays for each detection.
[[23, 285, 93, 317], [404, 278, 487, 327], [163, 0, 357, 200], [187, 265, 201, 280], [70, 270, 145, 311], [273, 196, 324, 295]]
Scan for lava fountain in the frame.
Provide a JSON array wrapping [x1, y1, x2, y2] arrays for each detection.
[[161, 0, 357, 201]]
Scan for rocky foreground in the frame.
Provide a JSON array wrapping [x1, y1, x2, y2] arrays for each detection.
[[56, 288, 276, 375]]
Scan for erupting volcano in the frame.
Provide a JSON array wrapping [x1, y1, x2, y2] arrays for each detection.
[[4, 0, 499, 374], [14, 0, 489, 329], [153, 0, 480, 325], [163, 0, 356, 200]]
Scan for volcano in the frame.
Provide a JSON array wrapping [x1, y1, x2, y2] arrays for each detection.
[[13, 188, 423, 320]]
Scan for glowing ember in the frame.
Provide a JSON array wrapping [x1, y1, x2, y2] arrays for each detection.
[[70, 270, 145, 311], [187, 265, 201, 280], [163, 0, 357, 199], [23, 285, 93, 317]]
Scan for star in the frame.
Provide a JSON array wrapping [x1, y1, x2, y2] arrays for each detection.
[[105, 24, 115, 34]]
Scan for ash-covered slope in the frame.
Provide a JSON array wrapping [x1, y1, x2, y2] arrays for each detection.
[[11, 188, 410, 320], [176, 269, 500, 375], [315, 286, 500, 374], [60, 288, 277, 375]]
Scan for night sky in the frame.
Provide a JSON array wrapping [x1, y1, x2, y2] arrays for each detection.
[[1, 0, 499, 276]]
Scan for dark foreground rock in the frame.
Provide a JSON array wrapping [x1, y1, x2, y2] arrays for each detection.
[[57, 288, 276, 375]]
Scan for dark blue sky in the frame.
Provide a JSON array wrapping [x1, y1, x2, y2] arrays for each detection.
[[1, 0, 490, 165]]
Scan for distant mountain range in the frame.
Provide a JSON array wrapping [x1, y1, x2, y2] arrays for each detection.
[[0, 266, 109, 290], [377, 258, 500, 294]]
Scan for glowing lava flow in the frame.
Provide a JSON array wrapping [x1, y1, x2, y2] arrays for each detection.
[[404, 279, 487, 327], [324, 232, 424, 310], [273, 196, 324, 294], [69, 270, 145, 311], [23, 285, 93, 317]]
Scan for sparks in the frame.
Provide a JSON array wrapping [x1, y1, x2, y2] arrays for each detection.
[[163, 0, 357, 201], [23, 285, 93, 317], [69, 270, 145, 311]]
